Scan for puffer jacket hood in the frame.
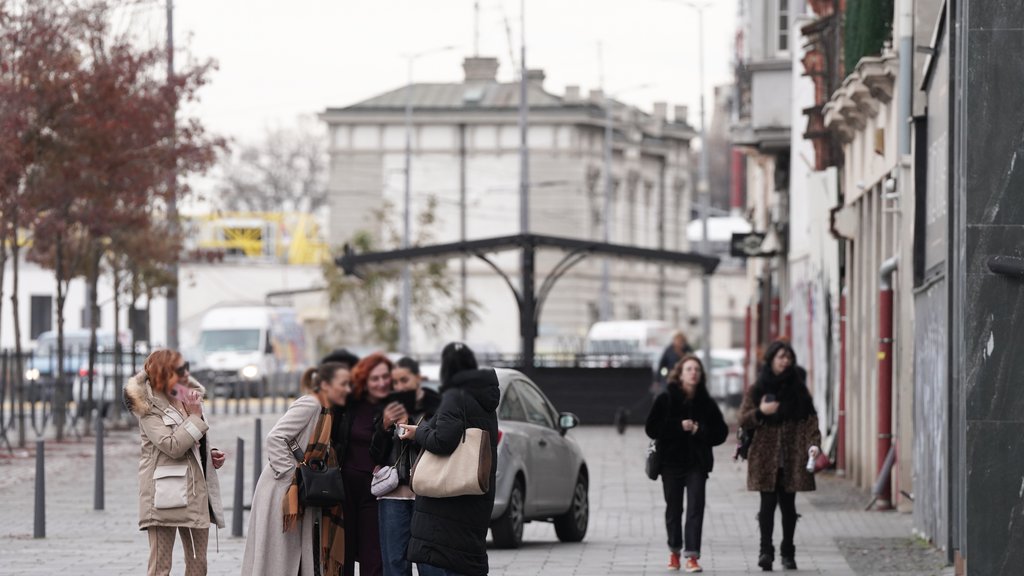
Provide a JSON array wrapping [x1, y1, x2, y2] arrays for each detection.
[[445, 368, 501, 414]]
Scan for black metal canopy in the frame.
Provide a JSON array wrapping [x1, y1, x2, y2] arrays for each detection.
[[336, 233, 720, 367]]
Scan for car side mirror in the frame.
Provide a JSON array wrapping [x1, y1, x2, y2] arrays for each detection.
[[559, 412, 580, 434]]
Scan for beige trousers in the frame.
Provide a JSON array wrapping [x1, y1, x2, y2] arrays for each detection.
[[147, 526, 209, 576]]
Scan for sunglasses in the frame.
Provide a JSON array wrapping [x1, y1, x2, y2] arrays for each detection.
[[175, 362, 190, 377]]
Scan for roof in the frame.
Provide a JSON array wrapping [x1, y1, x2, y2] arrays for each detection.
[[334, 82, 568, 111]]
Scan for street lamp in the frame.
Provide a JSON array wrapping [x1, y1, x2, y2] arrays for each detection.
[[660, 0, 713, 369], [400, 45, 456, 355], [599, 82, 654, 322]]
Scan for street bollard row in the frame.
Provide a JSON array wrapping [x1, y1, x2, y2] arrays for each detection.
[[232, 436, 245, 538]]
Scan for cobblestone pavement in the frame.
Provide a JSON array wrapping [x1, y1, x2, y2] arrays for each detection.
[[0, 409, 951, 575]]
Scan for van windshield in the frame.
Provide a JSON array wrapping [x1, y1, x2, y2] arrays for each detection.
[[585, 339, 640, 354], [200, 329, 260, 353]]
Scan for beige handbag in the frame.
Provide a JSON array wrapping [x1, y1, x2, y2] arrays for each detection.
[[411, 391, 492, 498]]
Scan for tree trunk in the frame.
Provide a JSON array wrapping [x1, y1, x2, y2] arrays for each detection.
[[130, 269, 139, 375], [112, 260, 122, 422], [85, 245, 101, 431], [54, 233, 68, 441], [9, 215, 27, 437]]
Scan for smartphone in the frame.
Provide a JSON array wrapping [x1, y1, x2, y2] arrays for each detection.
[[172, 383, 200, 405], [385, 390, 417, 414], [763, 393, 777, 403]]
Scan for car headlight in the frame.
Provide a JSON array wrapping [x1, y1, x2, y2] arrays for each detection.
[[241, 365, 259, 379], [25, 368, 40, 382]]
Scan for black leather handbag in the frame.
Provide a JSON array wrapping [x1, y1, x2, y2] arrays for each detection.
[[289, 441, 345, 508]]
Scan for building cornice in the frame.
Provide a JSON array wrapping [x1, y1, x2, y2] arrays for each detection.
[[823, 51, 898, 142]]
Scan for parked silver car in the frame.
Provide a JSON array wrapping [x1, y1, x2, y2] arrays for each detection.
[[489, 368, 589, 548]]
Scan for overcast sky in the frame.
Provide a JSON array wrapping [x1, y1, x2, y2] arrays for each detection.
[[121, 0, 738, 205]]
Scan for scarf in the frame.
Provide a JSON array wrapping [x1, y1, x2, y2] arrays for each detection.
[[756, 366, 816, 422], [282, 391, 345, 576]]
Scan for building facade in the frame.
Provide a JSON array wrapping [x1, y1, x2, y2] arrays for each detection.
[[320, 57, 699, 354]]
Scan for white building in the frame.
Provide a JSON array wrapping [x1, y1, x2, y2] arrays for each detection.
[[320, 57, 701, 354]]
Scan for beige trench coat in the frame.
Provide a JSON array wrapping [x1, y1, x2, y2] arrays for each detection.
[[124, 372, 226, 531], [240, 395, 322, 576]]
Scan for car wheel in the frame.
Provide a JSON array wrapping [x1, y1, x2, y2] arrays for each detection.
[[491, 477, 525, 549], [554, 471, 589, 543]]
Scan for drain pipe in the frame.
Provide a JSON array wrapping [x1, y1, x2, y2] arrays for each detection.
[[837, 287, 847, 476], [875, 256, 899, 510]]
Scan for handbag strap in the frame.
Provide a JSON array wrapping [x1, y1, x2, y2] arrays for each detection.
[[288, 440, 305, 464], [394, 414, 425, 462]]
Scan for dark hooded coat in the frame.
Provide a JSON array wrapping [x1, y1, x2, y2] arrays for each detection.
[[407, 369, 500, 576]]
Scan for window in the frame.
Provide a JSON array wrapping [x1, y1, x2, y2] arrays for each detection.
[[499, 383, 528, 422], [515, 379, 556, 429], [129, 308, 149, 342], [777, 1, 790, 53], [30, 296, 52, 340], [627, 303, 643, 320], [199, 329, 261, 353]]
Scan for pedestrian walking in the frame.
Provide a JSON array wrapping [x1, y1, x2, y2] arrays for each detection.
[[124, 350, 226, 576], [340, 353, 394, 576], [396, 343, 500, 576], [645, 355, 729, 572], [658, 331, 695, 385], [241, 362, 351, 576], [370, 357, 442, 576], [738, 340, 822, 571]]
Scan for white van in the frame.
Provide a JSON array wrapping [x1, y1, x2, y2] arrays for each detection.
[[584, 320, 675, 369], [195, 306, 307, 395]]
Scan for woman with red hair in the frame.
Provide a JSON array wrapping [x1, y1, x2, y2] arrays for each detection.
[[124, 349, 226, 576], [337, 353, 394, 576]]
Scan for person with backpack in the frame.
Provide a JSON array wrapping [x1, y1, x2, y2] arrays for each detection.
[[645, 354, 729, 572], [739, 341, 822, 571]]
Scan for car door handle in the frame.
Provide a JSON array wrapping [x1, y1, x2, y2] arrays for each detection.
[[538, 439, 548, 447]]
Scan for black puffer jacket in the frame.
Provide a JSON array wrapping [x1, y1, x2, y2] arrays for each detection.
[[645, 384, 729, 474], [407, 369, 500, 576], [370, 387, 442, 482]]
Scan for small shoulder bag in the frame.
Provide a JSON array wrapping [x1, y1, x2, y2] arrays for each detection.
[[288, 440, 345, 508]]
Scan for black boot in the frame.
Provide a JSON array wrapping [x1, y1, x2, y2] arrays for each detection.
[[758, 551, 774, 571], [781, 556, 797, 570]]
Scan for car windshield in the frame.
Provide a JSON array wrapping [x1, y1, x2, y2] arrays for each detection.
[[200, 329, 260, 353]]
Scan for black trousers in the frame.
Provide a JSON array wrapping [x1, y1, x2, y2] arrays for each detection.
[[758, 473, 798, 557], [661, 468, 707, 557]]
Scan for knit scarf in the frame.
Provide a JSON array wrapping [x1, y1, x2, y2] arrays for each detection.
[[757, 367, 816, 422], [282, 392, 345, 576]]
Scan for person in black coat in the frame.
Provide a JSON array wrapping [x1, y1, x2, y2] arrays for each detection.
[[658, 331, 695, 385], [646, 354, 729, 572], [396, 343, 500, 576], [370, 357, 442, 576]]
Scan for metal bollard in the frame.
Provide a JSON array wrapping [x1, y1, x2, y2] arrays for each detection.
[[234, 381, 241, 416], [94, 415, 104, 510], [258, 378, 265, 415], [253, 418, 262, 495], [34, 440, 45, 538], [232, 437, 244, 537]]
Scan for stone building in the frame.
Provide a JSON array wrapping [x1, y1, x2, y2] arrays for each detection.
[[320, 57, 698, 354]]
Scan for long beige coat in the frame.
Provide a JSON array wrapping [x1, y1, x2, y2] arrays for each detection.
[[124, 372, 226, 530], [240, 395, 322, 576]]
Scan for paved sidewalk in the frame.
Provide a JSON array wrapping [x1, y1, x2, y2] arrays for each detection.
[[0, 412, 939, 575]]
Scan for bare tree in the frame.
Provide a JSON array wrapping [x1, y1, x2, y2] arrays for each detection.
[[217, 118, 329, 214]]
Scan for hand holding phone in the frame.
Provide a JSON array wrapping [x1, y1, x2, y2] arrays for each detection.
[[760, 393, 780, 415]]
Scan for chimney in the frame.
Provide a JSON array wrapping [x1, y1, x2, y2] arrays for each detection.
[[463, 57, 499, 83], [674, 105, 689, 124], [653, 102, 668, 121], [589, 89, 605, 103], [526, 69, 546, 88], [564, 85, 581, 103]]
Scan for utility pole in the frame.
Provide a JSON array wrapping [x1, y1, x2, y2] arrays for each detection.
[[695, 3, 712, 371], [165, 0, 179, 350], [599, 44, 613, 322], [400, 46, 454, 355], [518, 0, 533, 367]]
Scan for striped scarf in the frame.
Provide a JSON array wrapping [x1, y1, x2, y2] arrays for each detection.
[[283, 392, 345, 576]]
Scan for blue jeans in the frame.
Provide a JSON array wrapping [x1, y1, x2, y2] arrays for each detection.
[[379, 499, 415, 576]]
